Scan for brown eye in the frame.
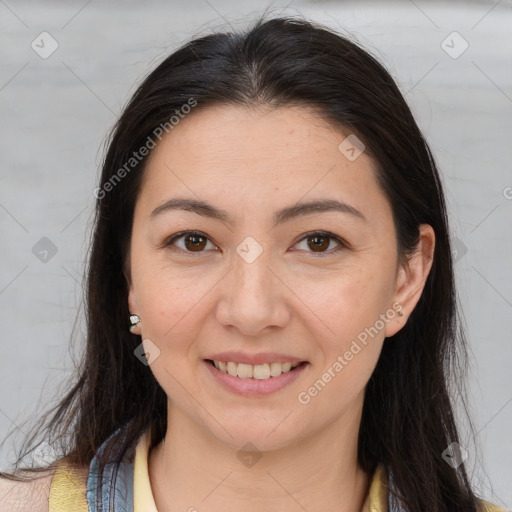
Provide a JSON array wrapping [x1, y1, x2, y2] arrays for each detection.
[[307, 234, 331, 252], [164, 231, 216, 254], [294, 231, 346, 256], [183, 233, 207, 251]]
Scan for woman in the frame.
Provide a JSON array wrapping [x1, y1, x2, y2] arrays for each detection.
[[0, 15, 505, 512]]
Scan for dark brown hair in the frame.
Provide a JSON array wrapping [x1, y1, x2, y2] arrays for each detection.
[[1, 14, 482, 512]]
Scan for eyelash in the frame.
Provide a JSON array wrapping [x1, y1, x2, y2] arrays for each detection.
[[162, 230, 348, 257]]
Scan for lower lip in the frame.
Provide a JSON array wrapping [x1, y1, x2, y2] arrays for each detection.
[[204, 360, 309, 397]]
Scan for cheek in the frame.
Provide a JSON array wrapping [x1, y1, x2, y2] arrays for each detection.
[[138, 274, 209, 344], [299, 262, 394, 346], [296, 271, 388, 415], [134, 274, 209, 399], [293, 260, 394, 406], [132, 253, 239, 378]]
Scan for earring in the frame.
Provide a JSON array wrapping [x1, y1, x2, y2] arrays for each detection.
[[397, 310, 404, 317], [129, 315, 141, 332]]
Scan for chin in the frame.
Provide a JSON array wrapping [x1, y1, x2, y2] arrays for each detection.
[[205, 416, 304, 454]]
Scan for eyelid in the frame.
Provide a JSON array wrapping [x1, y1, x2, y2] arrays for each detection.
[[163, 230, 217, 253], [292, 230, 348, 256], [163, 230, 348, 256]]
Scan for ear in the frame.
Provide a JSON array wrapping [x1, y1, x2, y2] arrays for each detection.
[[385, 224, 435, 337]]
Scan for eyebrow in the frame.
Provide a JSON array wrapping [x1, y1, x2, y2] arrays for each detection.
[[150, 197, 366, 227]]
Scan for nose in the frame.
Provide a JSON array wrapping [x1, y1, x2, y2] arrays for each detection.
[[215, 242, 291, 336]]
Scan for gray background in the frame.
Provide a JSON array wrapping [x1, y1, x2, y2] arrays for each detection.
[[1, 0, 511, 508]]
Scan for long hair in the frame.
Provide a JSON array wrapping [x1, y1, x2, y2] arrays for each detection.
[[1, 14, 479, 512]]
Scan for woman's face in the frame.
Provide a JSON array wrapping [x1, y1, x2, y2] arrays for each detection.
[[127, 105, 414, 451]]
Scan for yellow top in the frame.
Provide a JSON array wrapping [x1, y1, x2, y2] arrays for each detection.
[[133, 428, 158, 512], [48, 428, 507, 512]]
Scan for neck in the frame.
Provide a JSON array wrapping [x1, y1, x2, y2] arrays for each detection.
[[148, 401, 371, 512]]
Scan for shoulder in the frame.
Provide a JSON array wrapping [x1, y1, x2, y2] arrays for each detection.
[[0, 463, 89, 512], [478, 498, 511, 512], [0, 469, 56, 512]]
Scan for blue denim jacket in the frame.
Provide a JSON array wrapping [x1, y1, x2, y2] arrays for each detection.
[[86, 422, 136, 512]]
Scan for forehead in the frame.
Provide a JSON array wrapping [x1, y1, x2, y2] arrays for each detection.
[[136, 104, 390, 225], [146, 104, 350, 171]]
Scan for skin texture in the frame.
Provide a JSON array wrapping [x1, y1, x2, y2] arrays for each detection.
[[126, 105, 435, 512]]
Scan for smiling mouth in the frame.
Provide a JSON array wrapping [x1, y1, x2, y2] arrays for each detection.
[[205, 359, 308, 380]]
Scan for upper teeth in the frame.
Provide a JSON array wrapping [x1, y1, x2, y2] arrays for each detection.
[[213, 360, 301, 379]]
